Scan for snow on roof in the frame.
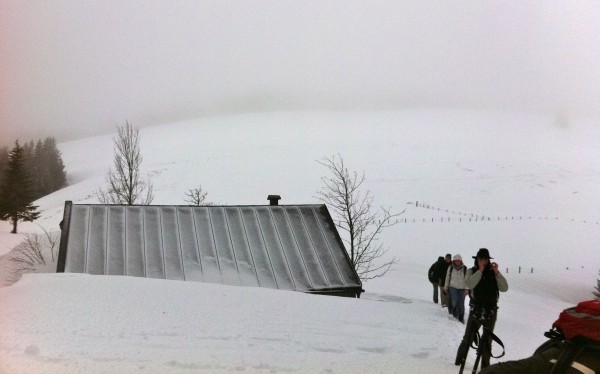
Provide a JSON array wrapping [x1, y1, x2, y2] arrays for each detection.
[[57, 201, 363, 297]]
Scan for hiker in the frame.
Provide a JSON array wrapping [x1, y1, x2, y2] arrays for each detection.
[[444, 254, 467, 323], [428, 258, 442, 304], [429, 254, 452, 306], [455, 248, 508, 369], [479, 299, 600, 373], [440, 253, 452, 310]]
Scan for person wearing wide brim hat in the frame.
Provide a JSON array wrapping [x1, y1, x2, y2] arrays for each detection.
[[472, 248, 493, 260], [455, 248, 509, 369]]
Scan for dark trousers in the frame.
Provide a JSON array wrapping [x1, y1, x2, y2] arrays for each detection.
[[431, 281, 439, 303], [439, 281, 449, 306], [456, 307, 498, 368]]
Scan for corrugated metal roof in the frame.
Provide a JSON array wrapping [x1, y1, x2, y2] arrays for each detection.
[[57, 202, 363, 297]]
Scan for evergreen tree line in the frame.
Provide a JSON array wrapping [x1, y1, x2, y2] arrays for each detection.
[[0, 137, 67, 201]]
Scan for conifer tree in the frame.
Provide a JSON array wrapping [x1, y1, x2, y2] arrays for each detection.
[[19, 137, 67, 200], [24, 141, 40, 197], [0, 141, 40, 233], [37, 137, 66, 197], [0, 146, 8, 183], [32, 140, 44, 197], [47, 137, 67, 193]]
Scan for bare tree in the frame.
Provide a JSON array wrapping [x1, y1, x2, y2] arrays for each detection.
[[96, 121, 154, 205], [5, 226, 60, 285], [316, 154, 402, 281], [184, 185, 212, 206]]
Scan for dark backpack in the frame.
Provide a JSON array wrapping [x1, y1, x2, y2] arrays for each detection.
[[427, 262, 437, 282]]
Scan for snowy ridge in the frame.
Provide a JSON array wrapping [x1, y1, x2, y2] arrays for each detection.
[[1, 110, 599, 373]]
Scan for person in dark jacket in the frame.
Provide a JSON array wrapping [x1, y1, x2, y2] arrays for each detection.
[[430, 254, 451, 307], [428, 257, 443, 304], [455, 248, 508, 369], [441, 253, 452, 307], [428, 255, 450, 304]]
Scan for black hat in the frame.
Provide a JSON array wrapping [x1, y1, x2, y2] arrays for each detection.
[[445, 253, 452, 259], [472, 248, 493, 259]]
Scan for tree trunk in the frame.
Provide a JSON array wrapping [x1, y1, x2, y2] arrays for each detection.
[[11, 215, 17, 234]]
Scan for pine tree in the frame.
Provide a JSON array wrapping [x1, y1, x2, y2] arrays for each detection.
[[18, 137, 68, 200], [42, 137, 67, 195], [0, 146, 8, 184], [32, 140, 44, 198], [24, 141, 40, 198], [0, 141, 40, 233]]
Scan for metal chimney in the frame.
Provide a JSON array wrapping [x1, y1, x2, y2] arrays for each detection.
[[267, 195, 281, 206]]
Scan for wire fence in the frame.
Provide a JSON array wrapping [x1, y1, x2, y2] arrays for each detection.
[[396, 201, 599, 225], [503, 265, 587, 274], [505, 266, 534, 274]]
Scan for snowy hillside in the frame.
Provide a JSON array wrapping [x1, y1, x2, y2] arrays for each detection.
[[1, 110, 599, 373]]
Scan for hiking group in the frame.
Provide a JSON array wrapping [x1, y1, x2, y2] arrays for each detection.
[[429, 248, 600, 373], [428, 251, 478, 324], [428, 248, 509, 370]]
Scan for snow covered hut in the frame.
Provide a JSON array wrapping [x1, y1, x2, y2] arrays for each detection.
[[56, 198, 363, 297]]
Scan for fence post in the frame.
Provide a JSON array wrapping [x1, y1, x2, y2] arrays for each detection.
[[518, 266, 521, 273]]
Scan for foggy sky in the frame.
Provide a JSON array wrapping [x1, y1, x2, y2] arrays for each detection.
[[1, 1, 600, 146]]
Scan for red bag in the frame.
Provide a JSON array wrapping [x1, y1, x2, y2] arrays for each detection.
[[553, 300, 600, 341], [574, 299, 600, 316]]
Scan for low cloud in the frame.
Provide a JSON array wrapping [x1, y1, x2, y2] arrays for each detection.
[[1, 1, 599, 145]]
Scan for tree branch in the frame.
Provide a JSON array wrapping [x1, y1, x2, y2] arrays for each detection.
[[315, 154, 402, 281]]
